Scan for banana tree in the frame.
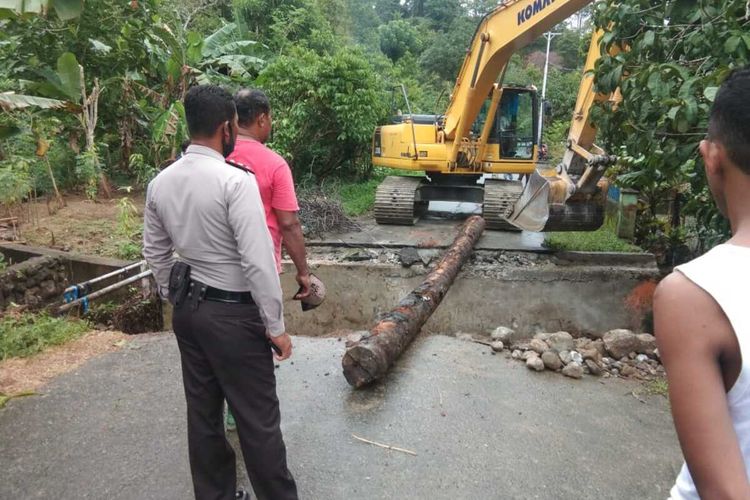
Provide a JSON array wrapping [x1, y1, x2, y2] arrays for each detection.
[[199, 22, 266, 83], [134, 21, 265, 163], [6, 52, 109, 199]]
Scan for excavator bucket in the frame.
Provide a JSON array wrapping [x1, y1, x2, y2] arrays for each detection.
[[505, 171, 551, 232]]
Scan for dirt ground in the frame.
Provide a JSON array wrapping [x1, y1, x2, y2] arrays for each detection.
[[12, 193, 145, 257], [0, 329, 128, 397]]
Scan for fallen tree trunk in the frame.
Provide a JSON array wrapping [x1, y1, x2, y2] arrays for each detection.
[[342, 215, 486, 388]]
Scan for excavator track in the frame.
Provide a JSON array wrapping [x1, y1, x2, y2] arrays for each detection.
[[483, 179, 523, 231], [374, 176, 425, 225]]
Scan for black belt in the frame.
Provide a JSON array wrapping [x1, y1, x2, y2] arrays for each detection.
[[203, 285, 253, 304]]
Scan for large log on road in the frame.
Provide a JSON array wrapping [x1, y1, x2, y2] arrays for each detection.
[[342, 216, 486, 388]]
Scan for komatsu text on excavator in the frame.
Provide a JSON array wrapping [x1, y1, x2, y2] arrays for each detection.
[[371, 0, 620, 232]]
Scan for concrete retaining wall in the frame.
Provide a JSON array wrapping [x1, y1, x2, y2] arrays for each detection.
[[280, 254, 659, 337], [2, 242, 659, 338], [0, 243, 137, 311]]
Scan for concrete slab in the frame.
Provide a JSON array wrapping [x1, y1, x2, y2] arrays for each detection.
[[0, 334, 682, 499], [310, 218, 547, 252]]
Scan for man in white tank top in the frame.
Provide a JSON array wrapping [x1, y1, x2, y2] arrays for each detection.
[[654, 67, 750, 499]]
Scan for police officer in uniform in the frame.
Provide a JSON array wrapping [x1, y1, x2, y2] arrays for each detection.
[[143, 85, 297, 500]]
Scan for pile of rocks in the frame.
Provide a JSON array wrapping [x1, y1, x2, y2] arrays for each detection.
[[489, 327, 664, 380]]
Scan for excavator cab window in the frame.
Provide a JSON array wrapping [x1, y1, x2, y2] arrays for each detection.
[[494, 88, 538, 160]]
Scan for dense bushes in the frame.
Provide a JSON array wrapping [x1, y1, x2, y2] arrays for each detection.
[[258, 47, 388, 179]]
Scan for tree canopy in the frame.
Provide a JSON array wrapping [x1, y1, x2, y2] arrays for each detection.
[[0, 0, 744, 258]]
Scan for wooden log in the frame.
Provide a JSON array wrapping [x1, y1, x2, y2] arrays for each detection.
[[342, 215, 486, 388]]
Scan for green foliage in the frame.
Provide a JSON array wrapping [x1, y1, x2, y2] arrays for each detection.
[[258, 46, 388, 179], [116, 240, 143, 260], [74, 148, 100, 200], [544, 218, 642, 253], [642, 378, 669, 398], [116, 197, 139, 237], [422, 0, 461, 25], [151, 100, 188, 163], [379, 19, 423, 61], [0, 253, 6, 272], [128, 154, 157, 188], [593, 0, 750, 254], [418, 16, 474, 81], [554, 29, 586, 70], [0, 153, 32, 207], [0, 93, 68, 111], [268, 0, 339, 55], [0, 0, 596, 202], [0, 312, 90, 360], [335, 177, 383, 216], [112, 196, 143, 260], [198, 22, 267, 82], [543, 68, 581, 122], [543, 119, 569, 164]]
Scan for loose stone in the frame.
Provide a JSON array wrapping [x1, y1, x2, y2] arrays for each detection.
[[541, 350, 563, 370], [527, 356, 545, 372], [562, 362, 584, 379]]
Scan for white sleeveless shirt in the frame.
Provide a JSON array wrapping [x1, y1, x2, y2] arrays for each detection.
[[670, 243, 750, 499]]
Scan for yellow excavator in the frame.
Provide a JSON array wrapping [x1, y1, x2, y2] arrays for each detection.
[[371, 0, 620, 232]]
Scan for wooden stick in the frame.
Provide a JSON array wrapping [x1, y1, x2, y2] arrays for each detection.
[[351, 434, 417, 456]]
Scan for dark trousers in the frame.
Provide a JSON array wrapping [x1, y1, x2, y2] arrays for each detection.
[[172, 299, 298, 500]]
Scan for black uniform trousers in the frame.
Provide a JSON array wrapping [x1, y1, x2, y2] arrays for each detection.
[[172, 298, 298, 500]]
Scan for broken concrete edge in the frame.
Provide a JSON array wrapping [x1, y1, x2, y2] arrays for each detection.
[[305, 242, 656, 268], [2, 242, 656, 276], [306, 239, 555, 253], [0, 242, 134, 269], [552, 251, 657, 268]]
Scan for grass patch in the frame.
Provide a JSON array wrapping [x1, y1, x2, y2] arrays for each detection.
[[0, 312, 91, 360], [544, 219, 642, 253], [336, 178, 383, 216], [328, 167, 423, 217], [642, 377, 669, 398]]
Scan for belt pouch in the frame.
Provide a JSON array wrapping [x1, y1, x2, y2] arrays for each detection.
[[168, 261, 192, 308]]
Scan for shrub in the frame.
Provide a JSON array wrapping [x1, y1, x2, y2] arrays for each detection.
[[0, 312, 90, 359]]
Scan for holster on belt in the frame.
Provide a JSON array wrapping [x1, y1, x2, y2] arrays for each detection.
[[168, 261, 192, 308]]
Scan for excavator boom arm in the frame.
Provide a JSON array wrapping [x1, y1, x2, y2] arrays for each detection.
[[443, 0, 594, 165]]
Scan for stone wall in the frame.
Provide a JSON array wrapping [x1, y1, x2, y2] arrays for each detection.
[[0, 256, 69, 310]]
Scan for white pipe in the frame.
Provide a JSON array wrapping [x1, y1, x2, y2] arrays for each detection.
[[63, 260, 146, 294], [59, 269, 153, 313]]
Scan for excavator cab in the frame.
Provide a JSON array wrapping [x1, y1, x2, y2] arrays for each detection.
[[471, 86, 538, 161], [495, 87, 537, 160]]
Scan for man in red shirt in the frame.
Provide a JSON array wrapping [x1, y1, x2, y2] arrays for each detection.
[[225, 89, 313, 431], [228, 88, 312, 294]]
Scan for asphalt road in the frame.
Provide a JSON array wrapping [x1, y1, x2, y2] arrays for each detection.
[[0, 333, 682, 499]]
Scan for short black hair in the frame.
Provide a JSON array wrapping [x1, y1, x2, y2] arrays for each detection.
[[234, 88, 271, 127], [184, 85, 236, 138], [708, 67, 750, 174]]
